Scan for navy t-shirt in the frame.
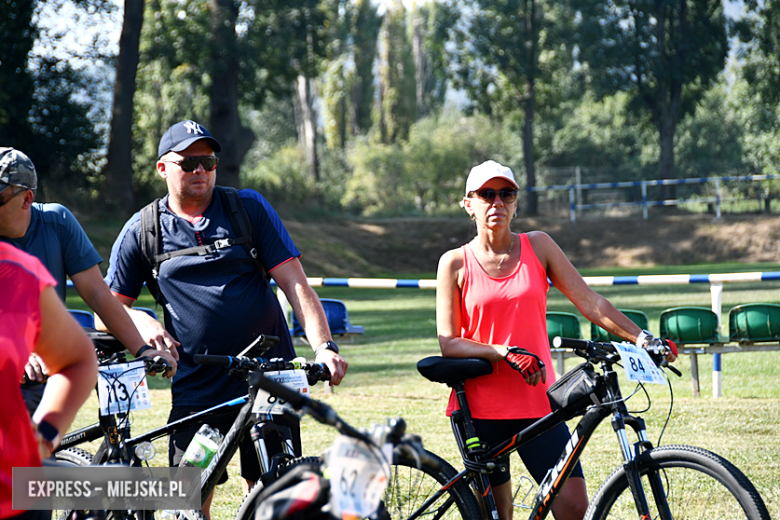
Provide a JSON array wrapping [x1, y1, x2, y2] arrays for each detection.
[[105, 188, 299, 407], [0, 203, 102, 301]]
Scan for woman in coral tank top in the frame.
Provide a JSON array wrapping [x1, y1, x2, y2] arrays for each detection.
[[436, 161, 677, 520]]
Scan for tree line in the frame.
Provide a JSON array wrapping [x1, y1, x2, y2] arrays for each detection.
[[2, 0, 780, 217]]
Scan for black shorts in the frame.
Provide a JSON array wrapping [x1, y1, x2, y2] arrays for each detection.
[[168, 406, 301, 484], [471, 418, 585, 487]]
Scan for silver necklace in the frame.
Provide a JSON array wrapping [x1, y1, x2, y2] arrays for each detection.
[[478, 232, 515, 268], [497, 233, 515, 269]]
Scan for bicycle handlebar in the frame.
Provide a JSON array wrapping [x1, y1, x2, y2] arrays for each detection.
[[552, 336, 681, 376]]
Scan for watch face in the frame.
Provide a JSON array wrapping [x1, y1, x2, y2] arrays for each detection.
[[326, 341, 339, 353]]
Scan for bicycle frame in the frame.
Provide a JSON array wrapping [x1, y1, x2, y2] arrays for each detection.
[[412, 358, 669, 520]]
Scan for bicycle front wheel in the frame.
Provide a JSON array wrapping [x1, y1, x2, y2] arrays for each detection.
[[384, 449, 481, 520], [586, 444, 770, 520]]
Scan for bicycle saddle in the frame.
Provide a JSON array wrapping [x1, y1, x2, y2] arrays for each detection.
[[417, 356, 493, 387]]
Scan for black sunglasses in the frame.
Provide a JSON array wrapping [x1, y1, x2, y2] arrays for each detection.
[[471, 187, 518, 204], [164, 156, 219, 173]]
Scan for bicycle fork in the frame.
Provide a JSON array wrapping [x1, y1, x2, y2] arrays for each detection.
[[613, 414, 673, 520]]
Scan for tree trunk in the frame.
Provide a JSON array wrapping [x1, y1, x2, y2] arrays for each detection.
[[522, 0, 538, 216], [102, 0, 144, 213], [412, 10, 425, 118], [296, 74, 320, 181], [209, 0, 254, 188]]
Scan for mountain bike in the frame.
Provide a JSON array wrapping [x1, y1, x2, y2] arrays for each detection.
[[384, 337, 770, 520], [54, 333, 331, 520], [234, 366, 426, 520]]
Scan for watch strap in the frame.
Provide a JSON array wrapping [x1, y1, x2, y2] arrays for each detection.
[[136, 344, 155, 358], [315, 340, 339, 355]]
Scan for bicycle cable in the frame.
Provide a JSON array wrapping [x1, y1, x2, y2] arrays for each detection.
[[656, 369, 674, 447]]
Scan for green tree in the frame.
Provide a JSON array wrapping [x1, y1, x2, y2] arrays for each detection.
[[102, 0, 144, 212], [0, 0, 101, 201], [576, 0, 729, 182], [376, 0, 417, 143], [410, 0, 458, 118], [734, 0, 780, 106], [453, 0, 576, 215], [133, 0, 326, 190]]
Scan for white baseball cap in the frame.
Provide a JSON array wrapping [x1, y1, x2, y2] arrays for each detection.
[[465, 160, 518, 196]]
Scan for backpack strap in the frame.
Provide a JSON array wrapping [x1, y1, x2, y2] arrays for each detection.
[[140, 198, 164, 305], [139, 188, 270, 305], [216, 186, 269, 282]]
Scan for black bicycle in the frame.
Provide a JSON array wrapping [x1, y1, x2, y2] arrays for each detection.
[[54, 333, 331, 520], [382, 337, 770, 520]]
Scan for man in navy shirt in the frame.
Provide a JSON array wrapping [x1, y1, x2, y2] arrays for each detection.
[[0, 148, 177, 414], [105, 120, 348, 517]]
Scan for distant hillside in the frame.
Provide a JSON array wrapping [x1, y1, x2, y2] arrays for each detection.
[[77, 212, 780, 278]]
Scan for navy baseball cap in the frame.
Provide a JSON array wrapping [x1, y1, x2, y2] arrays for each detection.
[[0, 147, 37, 194], [158, 120, 222, 158]]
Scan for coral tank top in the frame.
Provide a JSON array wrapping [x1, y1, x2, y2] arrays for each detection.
[[446, 233, 555, 419]]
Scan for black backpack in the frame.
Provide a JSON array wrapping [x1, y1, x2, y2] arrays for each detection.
[[139, 186, 269, 305]]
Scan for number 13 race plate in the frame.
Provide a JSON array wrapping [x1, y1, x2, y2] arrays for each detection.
[[612, 342, 666, 385], [97, 360, 152, 415]]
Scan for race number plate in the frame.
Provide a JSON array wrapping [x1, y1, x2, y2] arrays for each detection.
[[612, 341, 666, 385], [97, 360, 152, 415], [328, 437, 393, 520], [251, 369, 310, 415]]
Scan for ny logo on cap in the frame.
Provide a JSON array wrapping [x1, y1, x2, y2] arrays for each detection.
[[183, 121, 204, 135]]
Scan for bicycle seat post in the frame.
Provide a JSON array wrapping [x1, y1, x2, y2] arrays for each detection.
[[452, 382, 485, 458]]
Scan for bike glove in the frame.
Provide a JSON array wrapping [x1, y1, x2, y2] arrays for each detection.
[[646, 337, 678, 357], [636, 329, 678, 357], [505, 347, 545, 378]]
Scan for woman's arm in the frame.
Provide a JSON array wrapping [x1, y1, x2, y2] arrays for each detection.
[[31, 285, 98, 457], [436, 249, 506, 362]]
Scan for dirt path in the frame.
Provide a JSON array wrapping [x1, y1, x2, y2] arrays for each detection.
[[286, 214, 780, 277]]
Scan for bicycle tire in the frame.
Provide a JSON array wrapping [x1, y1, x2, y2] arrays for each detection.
[[384, 449, 482, 520], [53, 449, 96, 520], [586, 444, 770, 520]]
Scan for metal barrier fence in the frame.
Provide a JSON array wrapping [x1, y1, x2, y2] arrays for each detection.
[[528, 173, 780, 222]]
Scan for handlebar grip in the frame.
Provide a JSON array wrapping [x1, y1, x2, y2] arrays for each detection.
[[552, 336, 590, 350], [149, 356, 173, 373], [193, 354, 234, 367]]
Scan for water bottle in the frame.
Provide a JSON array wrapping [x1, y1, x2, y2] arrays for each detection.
[[180, 424, 223, 469]]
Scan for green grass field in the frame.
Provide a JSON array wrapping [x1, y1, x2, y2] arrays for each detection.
[[64, 261, 780, 519]]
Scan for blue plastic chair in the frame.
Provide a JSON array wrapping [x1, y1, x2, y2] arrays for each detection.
[[135, 307, 160, 321], [68, 309, 95, 328], [291, 298, 364, 338]]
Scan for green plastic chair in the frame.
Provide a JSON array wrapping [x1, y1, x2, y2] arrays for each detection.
[[547, 311, 582, 347], [728, 303, 780, 343], [591, 309, 649, 342], [659, 307, 721, 344]]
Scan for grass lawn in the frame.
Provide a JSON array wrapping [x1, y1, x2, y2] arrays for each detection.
[[64, 261, 780, 519]]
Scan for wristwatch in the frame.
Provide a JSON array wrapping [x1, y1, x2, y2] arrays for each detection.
[[135, 344, 155, 358], [36, 419, 59, 455], [314, 340, 339, 356]]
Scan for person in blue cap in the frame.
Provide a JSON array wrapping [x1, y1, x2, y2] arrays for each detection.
[[104, 120, 348, 518], [0, 147, 177, 415]]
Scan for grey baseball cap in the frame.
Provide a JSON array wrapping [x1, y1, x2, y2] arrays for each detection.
[[0, 148, 37, 194], [158, 120, 222, 158]]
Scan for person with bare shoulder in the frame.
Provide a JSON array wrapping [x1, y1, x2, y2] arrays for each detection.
[[0, 242, 98, 520], [435, 161, 678, 520]]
